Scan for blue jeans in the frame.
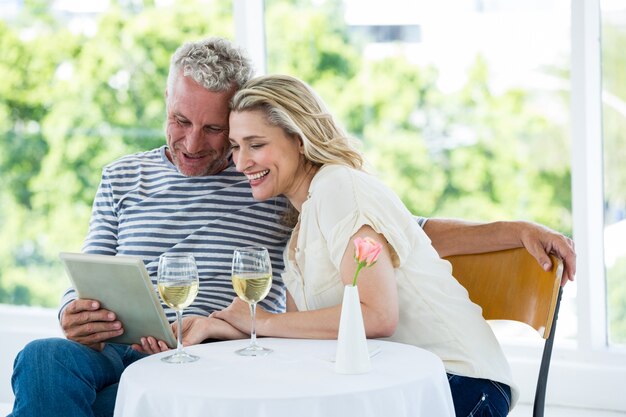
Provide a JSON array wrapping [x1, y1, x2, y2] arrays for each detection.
[[447, 373, 511, 417], [8, 338, 147, 417]]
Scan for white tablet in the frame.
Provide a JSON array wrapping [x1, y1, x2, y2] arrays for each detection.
[[59, 252, 177, 348]]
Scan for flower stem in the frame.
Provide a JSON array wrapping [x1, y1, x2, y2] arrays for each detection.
[[352, 262, 364, 286]]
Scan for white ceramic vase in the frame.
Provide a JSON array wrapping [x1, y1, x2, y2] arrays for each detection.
[[335, 285, 371, 374]]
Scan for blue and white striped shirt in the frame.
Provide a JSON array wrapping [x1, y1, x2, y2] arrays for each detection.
[[60, 146, 292, 322]]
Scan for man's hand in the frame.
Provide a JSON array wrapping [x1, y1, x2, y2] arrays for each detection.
[[60, 299, 123, 351], [423, 218, 576, 286], [519, 222, 576, 286]]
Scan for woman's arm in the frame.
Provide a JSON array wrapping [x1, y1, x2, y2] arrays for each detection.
[[131, 316, 248, 354], [423, 219, 576, 284], [213, 225, 399, 339], [285, 291, 298, 312]]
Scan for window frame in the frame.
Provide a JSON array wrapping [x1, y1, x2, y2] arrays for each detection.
[[571, 0, 607, 353]]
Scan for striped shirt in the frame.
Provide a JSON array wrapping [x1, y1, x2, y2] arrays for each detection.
[[60, 146, 292, 322]]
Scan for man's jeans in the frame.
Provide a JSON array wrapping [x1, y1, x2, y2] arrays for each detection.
[[8, 338, 146, 417]]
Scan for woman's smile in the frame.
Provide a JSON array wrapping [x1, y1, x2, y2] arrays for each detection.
[[245, 169, 270, 183]]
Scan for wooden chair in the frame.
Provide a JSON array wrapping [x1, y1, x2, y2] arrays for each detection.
[[444, 247, 563, 417]]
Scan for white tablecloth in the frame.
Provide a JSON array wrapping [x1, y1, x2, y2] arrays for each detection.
[[114, 338, 455, 417]]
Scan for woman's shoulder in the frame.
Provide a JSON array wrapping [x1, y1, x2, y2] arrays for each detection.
[[314, 164, 371, 187], [310, 164, 397, 214], [309, 164, 361, 198], [317, 163, 354, 178], [317, 164, 390, 193]]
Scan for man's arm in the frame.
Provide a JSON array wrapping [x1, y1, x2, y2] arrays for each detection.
[[59, 169, 123, 350], [423, 219, 576, 285]]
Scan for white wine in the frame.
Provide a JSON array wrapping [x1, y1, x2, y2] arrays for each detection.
[[232, 273, 272, 304], [158, 282, 199, 310]]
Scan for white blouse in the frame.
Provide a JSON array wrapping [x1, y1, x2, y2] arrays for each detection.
[[281, 164, 518, 406]]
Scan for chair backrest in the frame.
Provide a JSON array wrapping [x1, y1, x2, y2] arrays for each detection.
[[444, 247, 563, 338], [445, 247, 564, 417]]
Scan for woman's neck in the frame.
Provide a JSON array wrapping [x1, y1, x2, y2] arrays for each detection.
[[285, 164, 319, 212]]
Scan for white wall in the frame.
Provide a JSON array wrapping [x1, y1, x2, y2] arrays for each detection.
[[486, 319, 626, 413], [506, 346, 626, 412], [0, 305, 63, 407]]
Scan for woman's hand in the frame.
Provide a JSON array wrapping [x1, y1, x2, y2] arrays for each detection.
[[212, 298, 267, 334], [131, 336, 170, 354], [131, 315, 248, 354], [175, 315, 248, 345]]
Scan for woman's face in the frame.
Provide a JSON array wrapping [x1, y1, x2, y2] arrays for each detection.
[[229, 110, 310, 205]]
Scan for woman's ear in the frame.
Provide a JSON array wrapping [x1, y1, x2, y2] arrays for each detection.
[[297, 135, 304, 155], [295, 134, 305, 154]]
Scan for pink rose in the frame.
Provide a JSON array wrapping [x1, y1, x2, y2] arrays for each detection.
[[352, 237, 383, 286]]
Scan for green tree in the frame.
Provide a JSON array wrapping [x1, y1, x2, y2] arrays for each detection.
[[0, 0, 233, 307], [267, 1, 571, 234]]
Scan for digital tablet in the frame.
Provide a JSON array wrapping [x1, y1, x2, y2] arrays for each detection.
[[59, 252, 177, 348]]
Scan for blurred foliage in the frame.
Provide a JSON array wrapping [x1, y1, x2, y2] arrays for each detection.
[[266, 0, 572, 233], [0, 0, 233, 307]]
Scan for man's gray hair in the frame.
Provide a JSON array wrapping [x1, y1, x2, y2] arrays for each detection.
[[167, 36, 254, 93]]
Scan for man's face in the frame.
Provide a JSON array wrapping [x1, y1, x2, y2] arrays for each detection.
[[165, 73, 234, 177]]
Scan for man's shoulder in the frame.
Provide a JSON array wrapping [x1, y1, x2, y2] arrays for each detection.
[[103, 147, 165, 172]]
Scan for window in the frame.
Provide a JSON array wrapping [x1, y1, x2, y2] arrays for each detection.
[[349, 25, 422, 43], [263, 0, 575, 342], [601, 0, 626, 346]]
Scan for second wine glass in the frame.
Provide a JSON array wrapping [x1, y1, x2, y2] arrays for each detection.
[[157, 253, 199, 363], [231, 246, 273, 356]]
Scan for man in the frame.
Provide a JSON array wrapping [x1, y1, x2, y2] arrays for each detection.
[[8, 36, 575, 417]]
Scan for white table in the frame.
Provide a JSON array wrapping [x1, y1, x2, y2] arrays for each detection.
[[114, 338, 455, 417]]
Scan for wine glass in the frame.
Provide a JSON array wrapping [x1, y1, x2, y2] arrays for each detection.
[[157, 253, 200, 363], [231, 246, 273, 356]]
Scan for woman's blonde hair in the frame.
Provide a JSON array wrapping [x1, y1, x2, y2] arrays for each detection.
[[230, 74, 364, 169]]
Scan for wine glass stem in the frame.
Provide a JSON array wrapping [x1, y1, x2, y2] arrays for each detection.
[[249, 302, 258, 347], [176, 309, 184, 355]]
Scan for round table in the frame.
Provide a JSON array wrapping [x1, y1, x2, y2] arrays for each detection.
[[113, 338, 455, 417]]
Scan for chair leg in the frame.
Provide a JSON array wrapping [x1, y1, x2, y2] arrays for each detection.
[[533, 287, 563, 417]]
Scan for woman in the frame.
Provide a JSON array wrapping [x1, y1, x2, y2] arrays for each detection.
[[214, 74, 516, 416]]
